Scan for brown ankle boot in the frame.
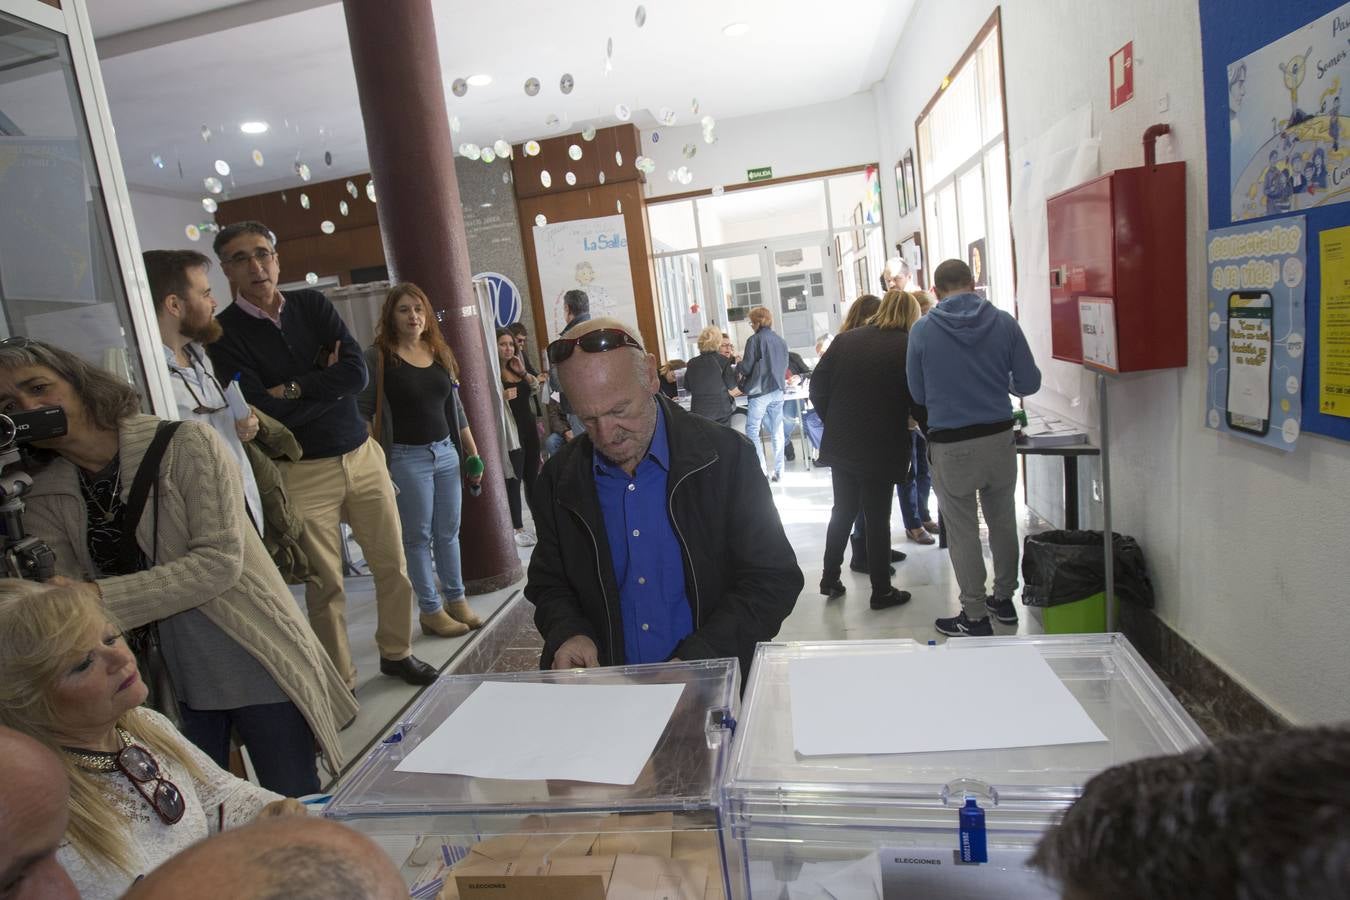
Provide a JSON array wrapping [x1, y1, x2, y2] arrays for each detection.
[[420, 609, 469, 637], [443, 598, 483, 629]]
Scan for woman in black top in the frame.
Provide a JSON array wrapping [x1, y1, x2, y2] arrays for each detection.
[[811, 290, 925, 611], [360, 283, 485, 637], [685, 325, 740, 424], [498, 327, 540, 547]]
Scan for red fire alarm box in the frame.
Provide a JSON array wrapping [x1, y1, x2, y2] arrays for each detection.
[[1046, 156, 1186, 372]]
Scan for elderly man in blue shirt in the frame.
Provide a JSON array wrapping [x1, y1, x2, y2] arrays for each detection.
[[526, 318, 802, 675]]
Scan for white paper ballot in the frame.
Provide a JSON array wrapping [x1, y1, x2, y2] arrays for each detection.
[[788, 645, 1107, 757], [224, 379, 250, 420], [395, 681, 686, 784]]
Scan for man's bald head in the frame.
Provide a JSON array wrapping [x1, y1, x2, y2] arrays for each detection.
[[126, 816, 405, 900], [0, 727, 78, 899], [552, 318, 659, 475]]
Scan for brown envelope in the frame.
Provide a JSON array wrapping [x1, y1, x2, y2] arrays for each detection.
[[594, 812, 676, 858], [547, 855, 619, 892], [607, 854, 707, 900], [455, 875, 606, 900]]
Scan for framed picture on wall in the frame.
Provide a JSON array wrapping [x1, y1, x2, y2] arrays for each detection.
[[895, 159, 909, 216], [899, 232, 924, 289], [853, 256, 870, 298], [851, 204, 865, 254], [902, 149, 918, 212]]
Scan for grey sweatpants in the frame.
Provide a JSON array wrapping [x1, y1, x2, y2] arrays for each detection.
[[928, 428, 1019, 619]]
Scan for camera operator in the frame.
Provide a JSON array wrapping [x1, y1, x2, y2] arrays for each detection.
[[0, 338, 355, 796]]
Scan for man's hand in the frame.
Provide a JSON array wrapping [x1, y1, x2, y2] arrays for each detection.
[[563, 429, 574, 442], [257, 798, 307, 819], [326, 341, 340, 368], [552, 635, 600, 669], [266, 384, 285, 399], [235, 413, 260, 442]]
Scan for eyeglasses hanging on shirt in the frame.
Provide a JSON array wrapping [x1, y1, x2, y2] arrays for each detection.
[[171, 365, 229, 415]]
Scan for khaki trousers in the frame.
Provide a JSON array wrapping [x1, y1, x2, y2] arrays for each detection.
[[281, 437, 414, 686]]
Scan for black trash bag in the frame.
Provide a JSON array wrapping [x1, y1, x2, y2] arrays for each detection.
[[1021, 530, 1154, 609]]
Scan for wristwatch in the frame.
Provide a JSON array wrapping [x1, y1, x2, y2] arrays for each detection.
[[282, 381, 301, 400]]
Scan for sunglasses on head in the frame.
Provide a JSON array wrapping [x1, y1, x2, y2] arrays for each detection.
[[546, 328, 644, 365]]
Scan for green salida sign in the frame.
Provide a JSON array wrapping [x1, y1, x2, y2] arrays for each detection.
[[746, 166, 773, 182]]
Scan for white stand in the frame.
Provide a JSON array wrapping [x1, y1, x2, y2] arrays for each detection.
[[1097, 372, 1116, 630]]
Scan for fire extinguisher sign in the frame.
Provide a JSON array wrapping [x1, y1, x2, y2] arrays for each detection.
[[1110, 42, 1134, 110]]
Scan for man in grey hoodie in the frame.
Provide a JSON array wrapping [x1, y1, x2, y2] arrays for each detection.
[[906, 259, 1041, 636]]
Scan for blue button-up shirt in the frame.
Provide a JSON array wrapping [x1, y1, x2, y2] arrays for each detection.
[[593, 402, 692, 664]]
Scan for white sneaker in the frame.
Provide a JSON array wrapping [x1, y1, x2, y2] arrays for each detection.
[[514, 530, 537, 547]]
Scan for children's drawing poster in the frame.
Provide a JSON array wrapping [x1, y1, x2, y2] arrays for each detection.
[[1205, 217, 1307, 450], [1228, 3, 1350, 221], [533, 214, 637, 339]]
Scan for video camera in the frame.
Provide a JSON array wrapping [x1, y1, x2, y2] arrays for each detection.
[[0, 406, 68, 581]]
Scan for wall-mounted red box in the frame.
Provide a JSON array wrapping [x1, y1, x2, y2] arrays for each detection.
[[1046, 159, 1187, 371]]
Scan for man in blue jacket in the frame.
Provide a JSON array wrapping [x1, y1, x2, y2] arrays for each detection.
[[907, 259, 1041, 637], [736, 306, 790, 482]]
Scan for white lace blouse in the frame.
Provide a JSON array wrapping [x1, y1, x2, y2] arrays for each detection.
[[56, 710, 282, 900]]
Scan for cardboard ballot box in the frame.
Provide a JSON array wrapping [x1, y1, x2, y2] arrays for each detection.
[[723, 635, 1207, 898], [324, 660, 741, 900]]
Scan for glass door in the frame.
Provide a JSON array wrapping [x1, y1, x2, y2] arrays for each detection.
[[704, 249, 766, 354], [767, 241, 834, 353], [0, 1, 172, 414]]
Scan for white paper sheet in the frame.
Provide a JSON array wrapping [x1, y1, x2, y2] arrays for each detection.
[[395, 681, 686, 784], [788, 645, 1106, 757]]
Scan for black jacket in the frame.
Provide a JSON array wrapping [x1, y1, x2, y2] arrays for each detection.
[[684, 351, 737, 423], [810, 325, 924, 484], [526, 394, 803, 676]]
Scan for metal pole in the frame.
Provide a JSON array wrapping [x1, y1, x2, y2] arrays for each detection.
[[1098, 372, 1116, 631]]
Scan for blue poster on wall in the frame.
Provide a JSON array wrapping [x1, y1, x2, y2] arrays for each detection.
[[1228, 2, 1350, 222], [1205, 217, 1307, 449]]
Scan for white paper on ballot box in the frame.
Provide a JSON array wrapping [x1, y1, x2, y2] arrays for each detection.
[[788, 645, 1106, 757], [395, 681, 686, 784]]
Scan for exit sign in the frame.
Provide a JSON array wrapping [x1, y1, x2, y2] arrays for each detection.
[[747, 166, 773, 182]]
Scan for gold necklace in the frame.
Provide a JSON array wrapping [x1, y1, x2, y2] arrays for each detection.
[[61, 727, 134, 772]]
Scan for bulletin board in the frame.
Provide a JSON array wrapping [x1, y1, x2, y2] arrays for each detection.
[[1200, 0, 1350, 441]]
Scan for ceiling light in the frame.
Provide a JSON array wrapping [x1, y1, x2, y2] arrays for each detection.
[[722, 22, 750, 37], [239, 121, 269, 134], [466, 74, 493, 87]]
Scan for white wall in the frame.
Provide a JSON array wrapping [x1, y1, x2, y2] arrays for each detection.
[[127, 188, 233, 309], [876, 0, 1350, 723], [640, 93, 882, 199]]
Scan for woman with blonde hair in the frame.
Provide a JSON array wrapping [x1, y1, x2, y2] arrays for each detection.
[[359, 282, 486, 637], [684, 325, 740, 424], [0, 580, 303, 899], [810, 290, 925, 609], [0, 339, 354, 800]]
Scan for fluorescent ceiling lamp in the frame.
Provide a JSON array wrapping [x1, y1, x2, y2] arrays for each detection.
[[722, 22, 750, 37], [466, 74, 493, 87], [239, 121, 269, 134]]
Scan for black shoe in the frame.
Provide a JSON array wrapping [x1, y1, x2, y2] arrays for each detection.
[[850, 559, 896, 576], [820, 579, 846, 599], [784, 444, 796, 461], [870, 588, 912, 610], [889, 549, 907, 562], [985, 596, 1019, 625], [935, 611, 994, 637], [770, 473, 781, 483], [379, 654, 439, 686]]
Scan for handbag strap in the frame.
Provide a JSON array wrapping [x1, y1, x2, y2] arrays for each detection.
[[372, 350, 386, 441], [119, 421, 182, 572]]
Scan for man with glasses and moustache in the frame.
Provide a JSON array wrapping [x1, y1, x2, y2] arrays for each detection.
[[525, 318, 802, 678], [207, 221, 438, 689], [144, 249, 264, 535]]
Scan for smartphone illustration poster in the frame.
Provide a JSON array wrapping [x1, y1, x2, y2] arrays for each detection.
[[1318, 225, 1350, 417], [1206, 216, 1306, 449]]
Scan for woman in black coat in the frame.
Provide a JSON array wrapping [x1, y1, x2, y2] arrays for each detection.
[[685, 325, 740, 425], [811, 290, 925, 609]]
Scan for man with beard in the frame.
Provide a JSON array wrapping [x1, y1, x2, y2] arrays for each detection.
[[144, 249, 264, 533]]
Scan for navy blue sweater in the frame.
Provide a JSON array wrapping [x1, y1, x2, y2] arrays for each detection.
[[208, 289, 370, 459]]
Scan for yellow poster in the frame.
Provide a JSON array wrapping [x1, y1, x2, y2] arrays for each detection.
[[1319, 226, 1350, 417]]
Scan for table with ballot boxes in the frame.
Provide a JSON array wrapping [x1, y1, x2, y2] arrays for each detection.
[[322, 634, 1205, 899]]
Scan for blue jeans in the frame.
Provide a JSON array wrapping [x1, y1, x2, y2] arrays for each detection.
[[178, 700, 320, 796], [746, 390, 785, 476], [899, 429, 933, 529], [388, 437, 464, 614]]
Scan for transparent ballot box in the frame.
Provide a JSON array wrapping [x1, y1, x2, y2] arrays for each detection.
[[723, 635, 1208, 899], [324, 659, 740, 899]]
